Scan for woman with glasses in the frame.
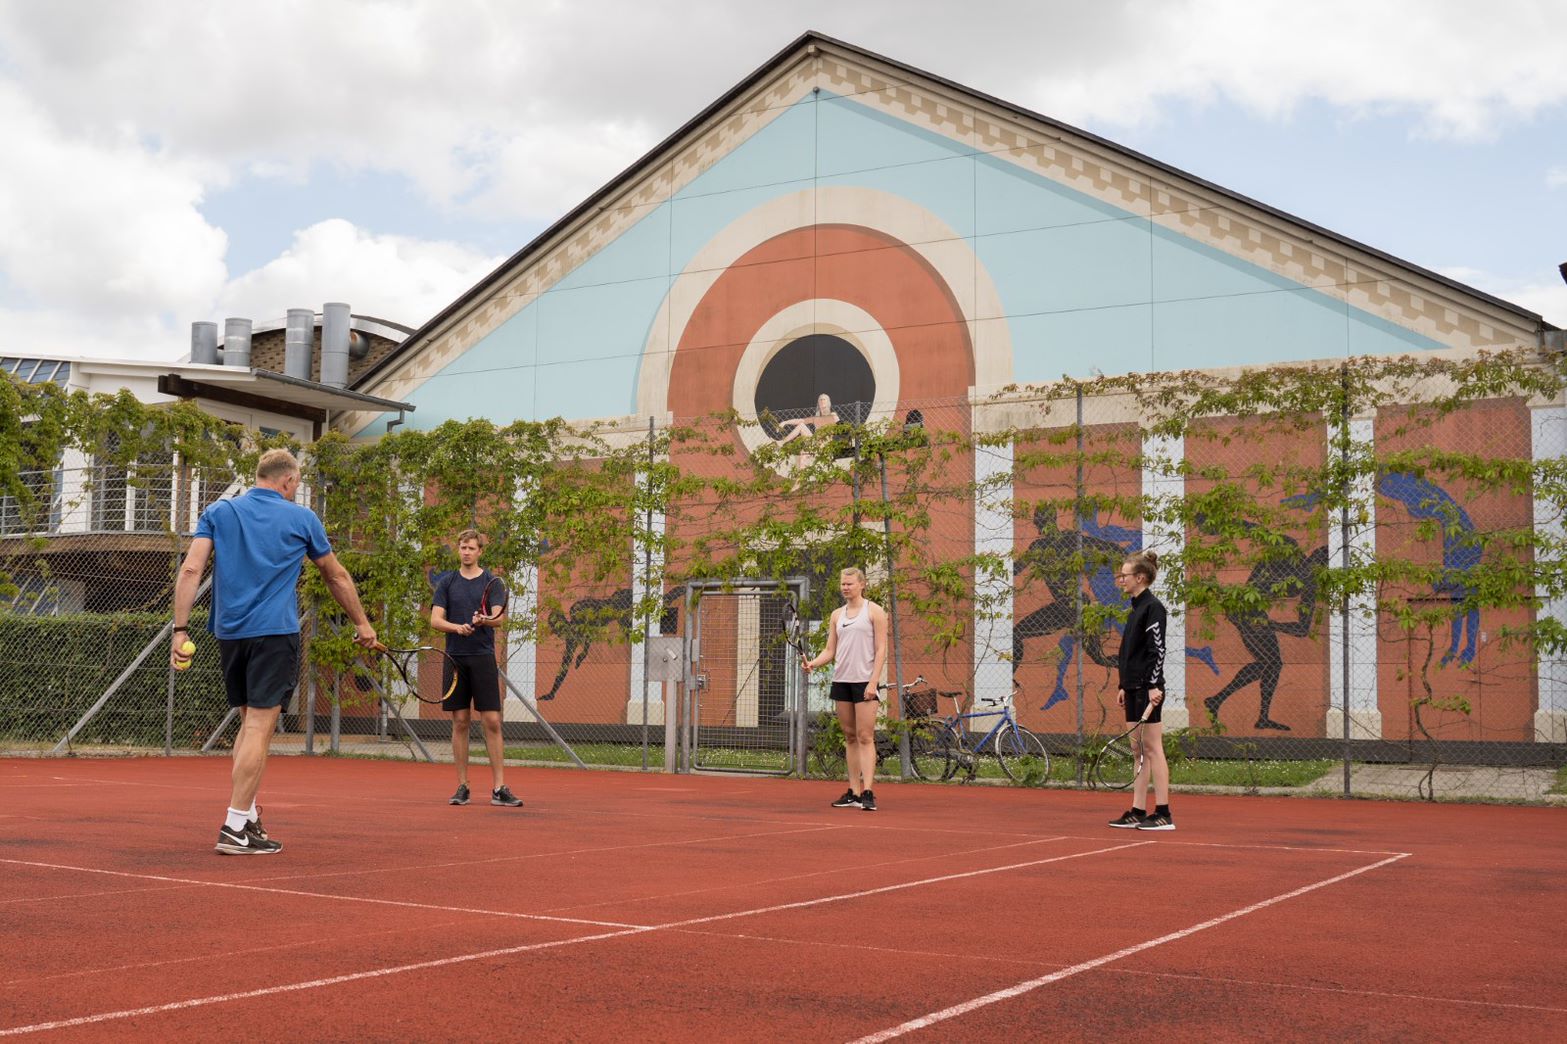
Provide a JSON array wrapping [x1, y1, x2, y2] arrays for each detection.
[[1107, 550, 1174, 831]]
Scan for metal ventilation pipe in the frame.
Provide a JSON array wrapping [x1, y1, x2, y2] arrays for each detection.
[[320, 302, 351, 388], [190, 321, 219, 365], [223, 318, 252, 368], [284, 308, 315, 380]]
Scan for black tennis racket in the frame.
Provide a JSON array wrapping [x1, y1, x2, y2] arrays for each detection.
[[476, 573, 509, 626], [1090, 701, 1156, 790], [371, 641, 460, 705], [781, 598, 809, 659]]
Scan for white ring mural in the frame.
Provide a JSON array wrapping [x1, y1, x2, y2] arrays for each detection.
[[730, 299, 901, 459], [634, 185, 1011, 419]]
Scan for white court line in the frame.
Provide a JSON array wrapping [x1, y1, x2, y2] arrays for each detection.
[[1111, 965, 1567, 1016], [847, 852, 1412, 1043], [0, 840, 1149, 1036], [0, 823, 847, 906], [669, 922, 1567, 1019], [537, 836, 1069, 916], [0, 858, 643, 929], [1, 770, 1411, 855], [241, 823, 845, 885], [4, 916, 481, 988], [0, 926, 659, 1038]]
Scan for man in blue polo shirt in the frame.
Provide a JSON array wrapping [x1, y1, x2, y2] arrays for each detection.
[[171, 448, 376, 855]]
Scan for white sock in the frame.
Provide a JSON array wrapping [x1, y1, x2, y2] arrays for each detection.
[[246, 804, 259, 822], [225, 808, 250, 832]]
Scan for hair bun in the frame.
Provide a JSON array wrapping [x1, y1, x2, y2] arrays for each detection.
[[1142, 549, 1159, 568]]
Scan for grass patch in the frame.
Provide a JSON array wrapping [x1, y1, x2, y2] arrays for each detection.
[[954, 752, 1334, 789], [500, 742, 788, 772], [1550, 764, 1567, 796], [327, 738, 1335, 791], [501, 743, 658, 767], [1171, 758, 1336, 788]]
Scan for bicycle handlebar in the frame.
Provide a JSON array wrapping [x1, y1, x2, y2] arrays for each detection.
[[876, 675, 926, 691]]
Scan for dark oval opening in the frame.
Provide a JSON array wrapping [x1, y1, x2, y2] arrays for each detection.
[[753, 334, 875, 439]]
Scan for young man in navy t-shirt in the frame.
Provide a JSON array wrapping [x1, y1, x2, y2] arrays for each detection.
[[172, 449, 377, 855], [431, 528, 520, 807]]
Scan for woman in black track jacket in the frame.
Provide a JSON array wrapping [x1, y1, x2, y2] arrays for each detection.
[[1108, 550, 1175, 832]]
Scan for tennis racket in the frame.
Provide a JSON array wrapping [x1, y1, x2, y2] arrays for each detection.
[[370, 641, 460, 705], [476, 573, 509, 626], [781, 597, 808, 658], [1090, 700, 1156, 791]]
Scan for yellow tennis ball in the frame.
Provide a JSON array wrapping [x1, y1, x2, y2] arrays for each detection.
[[180, 640, 196, 656]]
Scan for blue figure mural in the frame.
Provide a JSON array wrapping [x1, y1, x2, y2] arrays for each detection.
[[1377, 472, 1481, 666], [1287, 472, 1480, 668]]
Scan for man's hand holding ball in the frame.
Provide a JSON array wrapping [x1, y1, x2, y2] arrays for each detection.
[[172, 635, 196, 671]]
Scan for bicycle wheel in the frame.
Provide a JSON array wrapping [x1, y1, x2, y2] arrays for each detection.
[[1091, 738, 1137, 790], [994, 724, 1049, 783], [908, 722, 957, 782]]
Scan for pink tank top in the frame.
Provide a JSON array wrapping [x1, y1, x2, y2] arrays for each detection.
[[832, 604, 876, 683]]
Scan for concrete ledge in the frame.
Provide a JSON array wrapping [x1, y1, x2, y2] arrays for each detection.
[[1535, 710, 1567, 744], [1324, 708, 1383, 741]]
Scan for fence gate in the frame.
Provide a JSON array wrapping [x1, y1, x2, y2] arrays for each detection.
[[681, 579, 808, 775]]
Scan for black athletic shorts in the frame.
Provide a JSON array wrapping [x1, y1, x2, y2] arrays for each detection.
[[1123, 688, 1163, 725], [218, 633, 300, 710], [830, 680, 879, 703], [442, 653, 503, 713]]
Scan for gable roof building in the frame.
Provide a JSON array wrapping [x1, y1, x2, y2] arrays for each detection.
[[339, 31, 1553, 440]]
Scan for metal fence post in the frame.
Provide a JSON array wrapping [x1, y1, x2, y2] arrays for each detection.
[[1075, 382, 1086, 785], [641, 415, 655, 771], [304, 611, 316, 755], [878, 450, 911, 778], [1340, 363, 1353, 797]]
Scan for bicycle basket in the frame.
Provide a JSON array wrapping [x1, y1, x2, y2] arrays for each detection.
[[902, 687, 938, 719]]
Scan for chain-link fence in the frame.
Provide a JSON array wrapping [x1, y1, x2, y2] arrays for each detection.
[[2, 369, 1564, 803]]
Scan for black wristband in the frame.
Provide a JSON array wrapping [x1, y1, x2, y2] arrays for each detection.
[[172, 626, 188, 633]]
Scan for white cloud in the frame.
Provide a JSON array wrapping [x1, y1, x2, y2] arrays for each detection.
[[465, 119, 658, 221], [1, 1, 1564, 362], [1498, 282, 1567, 329], [0, 305, 183, 361], [0, 0, 668, 221], [6, 0, 1564, 218], [1548, 167, 1567, 189], [990, 0, 1567, 137], [0, 83, 227, 321], [0, 72, 497, 361], [216, 219, 503, 331], [1440, 266, 1567, 328]]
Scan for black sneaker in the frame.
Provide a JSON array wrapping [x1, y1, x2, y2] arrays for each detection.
[[215, 823, 282, 855], [1108, 809, 1147, 829], [247, 808, 269, 841], [449, 784, 470, 806], [859, 789, 878, 812], [1136, 812, 1175, 831], [491, 785, 523, 807], [831, 789, 862, 808]]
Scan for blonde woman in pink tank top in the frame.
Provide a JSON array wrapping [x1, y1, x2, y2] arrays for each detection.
[[802, 567, 888, 811]]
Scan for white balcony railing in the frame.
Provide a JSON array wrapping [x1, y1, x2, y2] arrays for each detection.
[[0, 464, 245, 538]]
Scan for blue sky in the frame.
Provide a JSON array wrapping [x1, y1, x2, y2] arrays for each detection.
[[0, 0, 1561, 360]]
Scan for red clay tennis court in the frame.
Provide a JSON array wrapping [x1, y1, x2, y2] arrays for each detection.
[[2, 757, 1563, 1041]]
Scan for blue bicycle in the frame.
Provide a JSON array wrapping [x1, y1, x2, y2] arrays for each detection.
[[922, 686, 1050, 783]]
